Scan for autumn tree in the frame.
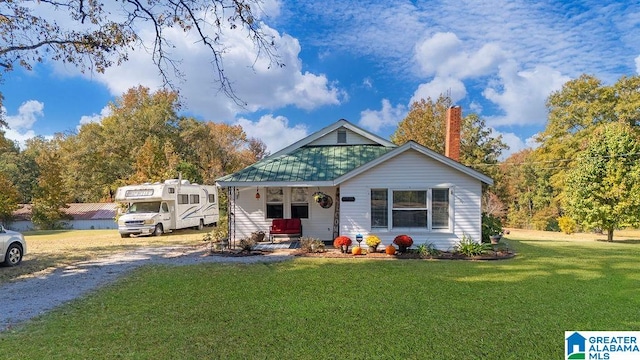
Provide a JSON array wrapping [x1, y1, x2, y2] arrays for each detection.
[[565, 122, 640, 241], [31, 141, 71, 229], [0, 0, 282, 111], [391, 95, 507, 173], [0, 172, 20, 225]]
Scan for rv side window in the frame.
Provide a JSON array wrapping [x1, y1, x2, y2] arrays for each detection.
[[178, 194, 189, 204], [161, 203, 169, 213], [190, 194, 200, 204], [208, 194, 216, 203], [168, 188, 175, 194]]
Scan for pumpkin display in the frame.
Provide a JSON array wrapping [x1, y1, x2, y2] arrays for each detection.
[[385, 244, 396, 255], [351, 246, 362, 255]]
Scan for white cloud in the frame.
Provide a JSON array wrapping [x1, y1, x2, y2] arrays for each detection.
[[414, 32, 507, 79], [234, 115, 308, 153], [359, 99, 407, 132], [411, 76, 466, 104], [54, 12, 343, 122], [496, 131, 541, 160], [79, 106, 112, 127], [483, 61, 570, 127], [1, 100, 44, 146]]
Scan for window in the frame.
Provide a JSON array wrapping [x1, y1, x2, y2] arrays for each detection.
[[291, 187, 309, 219], [337, 129, 347, 143], [208, 194, 216, 203], [371, 189, 388, 228], [266, 187, 284, 219], [161, 203, 169, 213], [432, 189, 449, 229], [178, 194, 189, 204], [168, 188, 175, 194], [190, 194, 200, 204], [392, 190, 427, 228]]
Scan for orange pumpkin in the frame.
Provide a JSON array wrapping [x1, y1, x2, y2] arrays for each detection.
[[385, 244, 396, 255], [351, 246, 362, 255]]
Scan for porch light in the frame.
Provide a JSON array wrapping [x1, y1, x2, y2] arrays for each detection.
[[255, 188, 261, 199]]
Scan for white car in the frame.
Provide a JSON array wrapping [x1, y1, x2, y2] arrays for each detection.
[[0, 225, 26, 266]]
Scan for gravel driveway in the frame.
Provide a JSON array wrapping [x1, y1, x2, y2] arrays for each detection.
[[0, 246, 292, 332]]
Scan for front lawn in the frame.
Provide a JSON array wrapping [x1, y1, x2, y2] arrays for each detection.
[[1, 230, 639, 359]]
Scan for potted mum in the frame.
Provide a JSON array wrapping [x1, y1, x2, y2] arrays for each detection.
[[393, 235, 413, 253], [365, 234, 381, 253], [333, 236, 353, 253]]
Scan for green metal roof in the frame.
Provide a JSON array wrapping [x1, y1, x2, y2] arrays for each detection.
[[217, 145, 394, 183]]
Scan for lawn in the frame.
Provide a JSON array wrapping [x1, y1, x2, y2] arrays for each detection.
[[1, 229, 639, 359]]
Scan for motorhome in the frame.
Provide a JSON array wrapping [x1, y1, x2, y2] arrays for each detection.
[[115, 179, 219, 238]]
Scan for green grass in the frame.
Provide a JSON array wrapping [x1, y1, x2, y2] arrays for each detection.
[[2, 232, 639, 359]]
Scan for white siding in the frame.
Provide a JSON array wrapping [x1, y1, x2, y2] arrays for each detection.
[[230, 186, 337, 241], [309, 128, 378, 146], [339, 149, 483, 250]]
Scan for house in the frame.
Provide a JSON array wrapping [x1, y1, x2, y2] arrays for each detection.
[[216, 106, 493, 250], [9, 203, 118, 231]]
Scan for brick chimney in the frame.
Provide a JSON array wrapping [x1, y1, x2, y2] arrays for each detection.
[[445, 106, 461, 161]]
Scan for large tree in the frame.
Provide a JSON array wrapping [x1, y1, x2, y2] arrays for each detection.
[[391, 95, 507, 175], [0, 0, 281, 108], [564, 122, 640, 241]]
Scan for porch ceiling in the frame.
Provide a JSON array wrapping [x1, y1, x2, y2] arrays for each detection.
[[217, 145, 393, 184]]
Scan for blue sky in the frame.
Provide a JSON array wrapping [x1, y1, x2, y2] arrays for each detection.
[[1, 0, 639, 159]]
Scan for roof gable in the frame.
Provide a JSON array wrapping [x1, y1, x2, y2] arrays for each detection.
[[266, 119, 396, 160], [334, 141, 493, 185]]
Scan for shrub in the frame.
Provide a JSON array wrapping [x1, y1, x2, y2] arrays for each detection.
[[238, 237, 256, 252], [481, 212, 503, 243], [300, 237, 325, 253], [393, 235, 413, 252], [455, 234, 492, 257], [417, 243, 440, 258], [365, 234, 381, 252], [558, 216, 577, 234], [385, 244, 396, 255]]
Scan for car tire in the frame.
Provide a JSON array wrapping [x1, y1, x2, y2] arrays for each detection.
[[120, 233, 130, 238], [153, 224, 163, 236], [4, 243, 23, 267]]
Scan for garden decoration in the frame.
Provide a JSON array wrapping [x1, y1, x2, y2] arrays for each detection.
[[312, 191, 333, 208], [333, 236, 353, 253], [365, 234, 381, 252], [385, 244, 396, 255], [393, 235, 413, 253]]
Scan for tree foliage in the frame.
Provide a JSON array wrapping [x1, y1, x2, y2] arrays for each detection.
[[391, 94, 507, 175], [564, 122, 640, 241], [0, 0, 282, 107], [31, 140, 71, 229]]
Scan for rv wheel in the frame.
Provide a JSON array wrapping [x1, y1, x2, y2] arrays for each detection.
[[153, 224, 163, 236]]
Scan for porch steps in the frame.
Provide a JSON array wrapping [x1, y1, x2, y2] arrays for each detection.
[[253, 241, 300, 251]]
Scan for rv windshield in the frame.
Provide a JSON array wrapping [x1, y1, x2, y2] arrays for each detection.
[[128, 202, 161, 213]]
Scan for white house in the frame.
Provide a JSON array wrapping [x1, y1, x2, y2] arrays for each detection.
[[216, 107, 493, 250]]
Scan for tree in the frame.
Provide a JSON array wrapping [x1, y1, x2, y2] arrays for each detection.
[[0, 0, 282, 107], [31, 142, 71, 229], [564, 122, 640, 241], [0, 172, 20, 225], [391, 95, 507, 173]]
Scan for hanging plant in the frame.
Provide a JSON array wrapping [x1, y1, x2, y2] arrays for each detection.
[[312, 191, 333, 208]]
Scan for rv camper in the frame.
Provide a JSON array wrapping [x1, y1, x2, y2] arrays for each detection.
[[115, 179, 219, 238]]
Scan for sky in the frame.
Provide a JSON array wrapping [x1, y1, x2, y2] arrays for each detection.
[[1, 0, 639, 159]]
